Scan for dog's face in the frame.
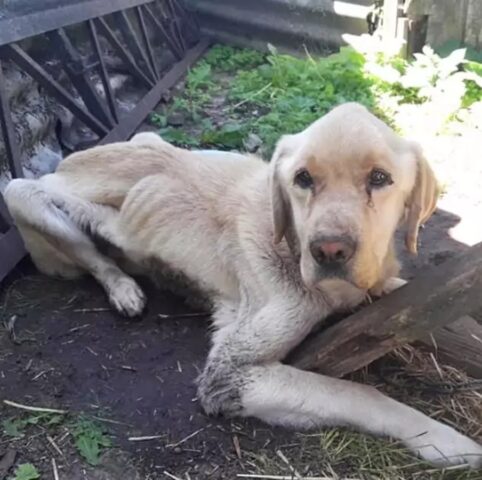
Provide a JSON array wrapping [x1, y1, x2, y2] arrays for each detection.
[[270, 103, 439, 291]]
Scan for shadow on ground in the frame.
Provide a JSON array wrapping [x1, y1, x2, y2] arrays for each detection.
[[0, 207, 478, 479]]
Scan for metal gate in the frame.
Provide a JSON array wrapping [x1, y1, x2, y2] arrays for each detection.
[[0, 0, 208, 281]]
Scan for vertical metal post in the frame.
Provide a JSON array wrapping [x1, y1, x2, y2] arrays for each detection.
[[0, 59, 23, 178], [87, 19, 119, 123], [135, 6, 159, 79]]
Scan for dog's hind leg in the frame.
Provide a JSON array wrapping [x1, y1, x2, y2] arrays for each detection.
[[4, 178, 145, 317]]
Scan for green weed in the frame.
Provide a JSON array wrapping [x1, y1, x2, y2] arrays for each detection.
[[151, 43, 482, 155], [11, 464, 40, 480], [71, 417, 112, 466], [203, 44, 266, 71], [3, 412, 64, 438]]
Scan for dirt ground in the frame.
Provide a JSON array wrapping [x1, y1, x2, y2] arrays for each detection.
[[1, 204, 480, 480], [1, 71, 482, 480]]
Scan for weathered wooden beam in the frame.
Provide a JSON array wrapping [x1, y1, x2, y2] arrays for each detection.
[[288, 241, 482, 377], [420, 315, 482, 379]]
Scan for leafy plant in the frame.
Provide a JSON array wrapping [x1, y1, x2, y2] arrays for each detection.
[[152, 42, 482, 153], [201, 122, 248, 149], [158, 127, 200, 147], [204, 44, 266, 72], [71, 418, 112, 466], [11, 464, 40, 480], [3, 418, 24, 438], [3, 413, 64, 438]]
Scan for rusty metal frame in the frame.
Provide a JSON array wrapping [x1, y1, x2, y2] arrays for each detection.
[[0, 0, 207, 282]]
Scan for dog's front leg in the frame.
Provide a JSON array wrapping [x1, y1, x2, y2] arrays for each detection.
[[198, 299, 482, 468]]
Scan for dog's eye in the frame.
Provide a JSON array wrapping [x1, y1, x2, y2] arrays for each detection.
[[368, 169, 392, 188], [294, 169, 314, 189]]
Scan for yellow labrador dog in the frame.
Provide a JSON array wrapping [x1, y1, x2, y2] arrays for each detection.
[[5, 103, 482, 467]]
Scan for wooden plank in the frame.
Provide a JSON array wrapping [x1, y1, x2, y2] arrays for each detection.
[[288, 241, 482, 377], [420, 316, 482, 379], [382, 0, 401, 42]]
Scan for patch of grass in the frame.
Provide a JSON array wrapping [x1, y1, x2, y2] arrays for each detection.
[[71, 417, 112, 466], [242, 428, 479, 480], [151, 43, 482, 155], [1, 410, 112, 468], [11, 464, 40, 480], [229, 45, 380, 154], [3, 412, 64, 438], [203, 44, 266, 72]]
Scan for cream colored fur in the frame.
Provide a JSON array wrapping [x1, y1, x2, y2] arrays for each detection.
[[4, 103, 481, 468]]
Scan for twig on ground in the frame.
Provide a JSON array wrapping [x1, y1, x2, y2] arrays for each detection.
[[3, 399, 67, 414], [275, 449, 301, 479], [52, 458, 60, 480], [128, 435, 165, 442], [73, 307, 111, 313], [158, 312, 208, 319], [164, 471, 184, 480], [233, 435, 242, 459], [236, 475, 360, 480], [47, 435, 64, 457], [166, 428, 204, 448]]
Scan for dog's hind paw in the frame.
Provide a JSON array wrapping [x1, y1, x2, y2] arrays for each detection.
[[406, 423, 482, 468], [108, 277, 146, 317]]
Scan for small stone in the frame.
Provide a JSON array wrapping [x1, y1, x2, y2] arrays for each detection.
[[173, 446, 182, 454], [243, 133, 262, 153]]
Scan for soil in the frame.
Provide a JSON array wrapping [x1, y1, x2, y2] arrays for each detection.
[[1, 61, 482, 480], [0, 203, 478, 480]]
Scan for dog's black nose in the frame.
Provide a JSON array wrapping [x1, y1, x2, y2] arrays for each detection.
[[310, 235, 356, 265]]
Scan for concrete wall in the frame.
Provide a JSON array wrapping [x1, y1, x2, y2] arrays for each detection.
[[407, 0, 482, 50], [186, 0, 372, 55]]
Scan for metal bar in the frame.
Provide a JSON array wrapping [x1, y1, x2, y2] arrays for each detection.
[[0, 0, 156, 46], [144, 4, 183, 60], [95, 17, 154, 90], [87, 19, 119, 123], [0, 44, 108, 137], [99, 38, 209, 144], [0, 59, 23, 178], [0, 224, 26, 282], [0, 192, 14, 232], [47, 28, 114, 128], [135, 6, 159, 79], [112, 10, 157, 83], [166, 0, 187, 53], [171, 0, 201, 42]]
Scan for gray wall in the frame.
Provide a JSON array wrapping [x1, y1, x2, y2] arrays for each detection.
[[185, 0, 372, 54], [407, 0, 482, 51]]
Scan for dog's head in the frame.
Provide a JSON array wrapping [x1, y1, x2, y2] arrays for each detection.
[[270, 103, 438, 291]]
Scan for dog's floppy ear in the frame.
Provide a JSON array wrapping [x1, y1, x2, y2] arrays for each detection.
[[270, 135, 296, 244], [404, 143, 439, 254]]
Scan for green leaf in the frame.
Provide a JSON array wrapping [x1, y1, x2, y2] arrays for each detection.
[[76, 434, 101, 465], [201, 123, 247, 149], [71, 418, 112, 466], [158, 127, 199, 147], [3, 418, 24, 437], [13, 464, 40, 480]]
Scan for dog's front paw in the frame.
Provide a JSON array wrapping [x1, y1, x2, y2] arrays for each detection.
[[108, 277, 146, 317], [406, 423, 482, 468], [370, 277, 407, 297]]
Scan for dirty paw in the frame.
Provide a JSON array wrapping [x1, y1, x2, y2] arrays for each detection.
[[108, 277, 146, 317]]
